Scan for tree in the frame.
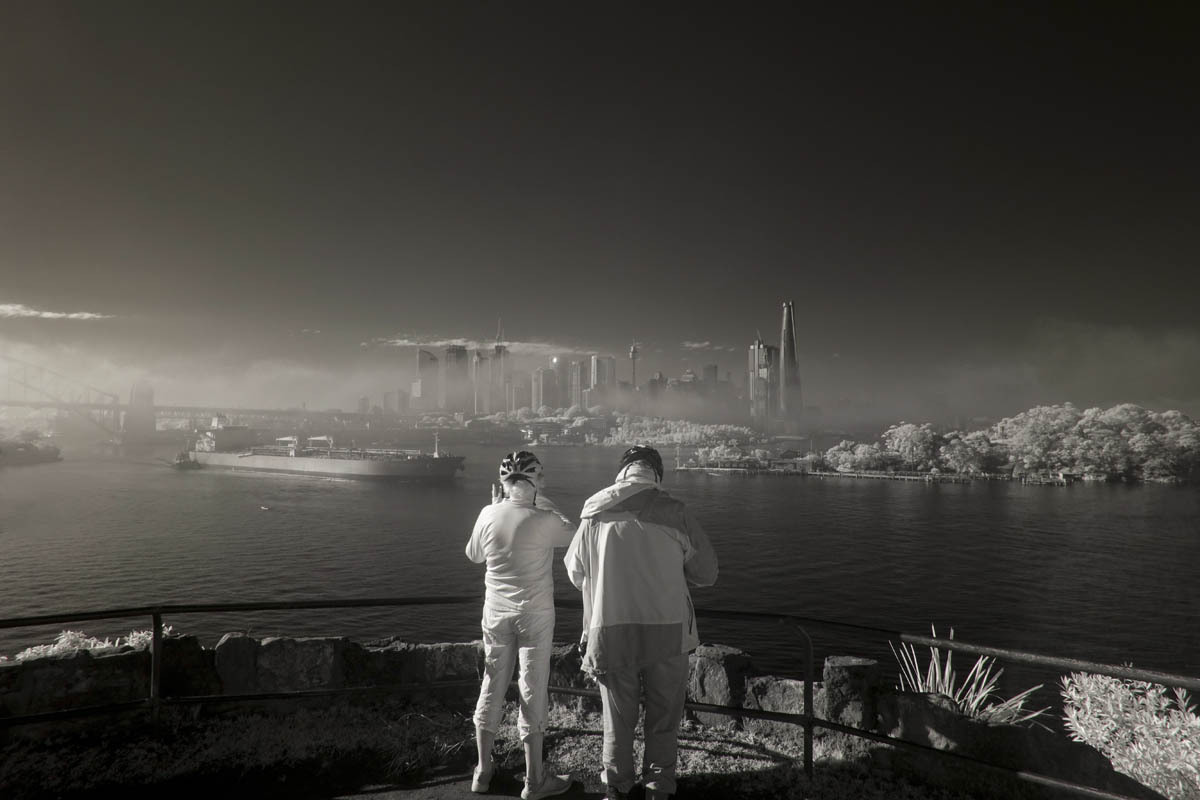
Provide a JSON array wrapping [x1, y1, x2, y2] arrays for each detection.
[[989, 404, 1081, 472], [881, 422, 942, 470]]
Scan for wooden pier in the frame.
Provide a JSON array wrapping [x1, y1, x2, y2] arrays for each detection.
[[808, 470, 972, 484]]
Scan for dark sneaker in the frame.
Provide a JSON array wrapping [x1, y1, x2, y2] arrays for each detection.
[[605, 790, 630, 800]]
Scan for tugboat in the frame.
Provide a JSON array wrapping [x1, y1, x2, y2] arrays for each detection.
[[0, 440, 63, 466], [172, 451, 202, 470]]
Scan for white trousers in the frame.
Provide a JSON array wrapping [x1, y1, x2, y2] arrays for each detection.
[[596, 652, 690, 795], [473, 606, 556, 741]]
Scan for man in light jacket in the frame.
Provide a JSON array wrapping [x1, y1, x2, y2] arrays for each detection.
[[564, 445, 718, 800]]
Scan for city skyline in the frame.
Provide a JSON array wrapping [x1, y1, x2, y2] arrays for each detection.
[[2, 4, 1197, 421]]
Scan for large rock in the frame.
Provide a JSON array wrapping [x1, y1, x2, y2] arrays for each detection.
[[819, 655, 878, 730], [548, 643, 601, 712], [255, 636, 356, 692], [419, 642, 484, 683], [161, 634, 221, 698], [742, 675, 820, 742], [0, 649, 149, 718], [214, 633, 258, 694], [687, 644, 753, 729], [876, 692, 1168, 800]]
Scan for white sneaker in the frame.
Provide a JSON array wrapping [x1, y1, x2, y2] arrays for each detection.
[[521, 773, 572, 799], [471, 757, 494, 793]]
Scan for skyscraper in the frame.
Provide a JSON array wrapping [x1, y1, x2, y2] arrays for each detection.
[[472, 350, 490, 414], [779, 300, 800, 417], [591, 354, 617, 389], [749, 337, 778, 423], [568, 360, 588, 408], [411, 349, 439, 411], [441, 345, 470, 413], [532, 367, 558, 410], [491, 342, 510, 413], [551, 355, 569, 405]]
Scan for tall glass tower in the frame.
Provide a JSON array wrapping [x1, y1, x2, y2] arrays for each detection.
[[779, 301, 800, 417]]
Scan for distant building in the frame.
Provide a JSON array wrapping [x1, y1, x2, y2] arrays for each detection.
[[749, 337, 778, 423], [492, 343, 511, 413], [383, 391, 396, 414], [357, 396, 370, 415], [702, 364, 719, 385], [551, 355, 570, 404], [532, 367, 559, 410], [509, 372, 531, 411], [568, 360, 589, 408], [411, 349, 439, 411], [590, 355, 617, 389], [441, 345, 470, 413], [779, 301, 801, 417], [472, 350, 490, 415]]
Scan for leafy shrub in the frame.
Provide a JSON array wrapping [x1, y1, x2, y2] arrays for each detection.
[[1061, 672, 1200, 799], [11, 626, 174, 662], [889, 626, 1047, 725]]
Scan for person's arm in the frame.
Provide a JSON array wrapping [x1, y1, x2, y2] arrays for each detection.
[[535, 493, 576, 546], [464, 507, 490, 564], [681, 508, 718, 587], [564, 521, 591, 590]]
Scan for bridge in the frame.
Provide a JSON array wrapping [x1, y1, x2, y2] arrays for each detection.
[[0, 354, 370, 440]]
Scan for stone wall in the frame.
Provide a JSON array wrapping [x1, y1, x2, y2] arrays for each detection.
[[0, 635, 1164, 799]]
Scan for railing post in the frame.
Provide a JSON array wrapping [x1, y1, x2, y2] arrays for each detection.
[[150, 610, 163, 722], [795, 623, 815, 779]]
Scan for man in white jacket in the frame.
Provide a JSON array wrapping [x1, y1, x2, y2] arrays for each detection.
[[565, 446, 718, 800], [466, 451, 575, 800]]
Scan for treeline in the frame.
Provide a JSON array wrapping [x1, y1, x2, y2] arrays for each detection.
[[603, 415, 756, 447], [818, 403, 1200, 483]]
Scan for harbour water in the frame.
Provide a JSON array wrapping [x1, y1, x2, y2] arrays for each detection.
[[1, 444, 1197, 702]]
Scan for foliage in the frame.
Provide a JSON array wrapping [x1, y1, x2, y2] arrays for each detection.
[[882, 422, 943, 470], [889, 627, 1047, 726], [11, 626, 174, 662], [989, 403, 1200, 481], [1061, 672, 1200, 799], [824, 440, 900, 472], [824, 403, 1200, 482], [939, 430, 1005, 474], [604, 415, 755, 447]]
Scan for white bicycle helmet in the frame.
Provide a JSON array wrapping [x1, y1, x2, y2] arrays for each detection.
[[499, 450, 542, 484]]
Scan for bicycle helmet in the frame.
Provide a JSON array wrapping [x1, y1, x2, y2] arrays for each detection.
[[498, 450, 542, 485], [619, 445, 663, 482]]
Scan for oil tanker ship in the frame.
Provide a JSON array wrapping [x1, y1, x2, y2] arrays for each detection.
[[191, 426, 464, 481]]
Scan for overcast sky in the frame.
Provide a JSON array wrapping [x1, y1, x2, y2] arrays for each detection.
[[2, 3, 1197, 419]]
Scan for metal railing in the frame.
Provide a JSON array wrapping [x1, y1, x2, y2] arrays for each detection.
[[1, 597, 1196, 800]]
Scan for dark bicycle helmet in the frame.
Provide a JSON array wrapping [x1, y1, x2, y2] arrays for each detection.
[[499, 450, 542, 484], [619, 445, 663, 482]]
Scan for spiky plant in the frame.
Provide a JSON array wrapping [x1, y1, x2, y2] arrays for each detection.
[[888, 626, 1048, 726]]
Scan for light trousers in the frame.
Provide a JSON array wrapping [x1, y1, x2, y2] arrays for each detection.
[[473, 606, 555, 741], [596, 652, 690, 795]]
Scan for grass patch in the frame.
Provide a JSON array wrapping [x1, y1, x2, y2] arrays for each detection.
[[0, 697, 474, 799], [489, 703, 980, 800]]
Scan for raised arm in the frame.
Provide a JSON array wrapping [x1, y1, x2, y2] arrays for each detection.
[[535, 493, 576, 547]]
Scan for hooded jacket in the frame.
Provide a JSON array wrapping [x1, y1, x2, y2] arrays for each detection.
[[564, 464, 718, 674]]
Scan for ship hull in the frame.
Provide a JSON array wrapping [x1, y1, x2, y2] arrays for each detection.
[[192, 451, 464, 480]]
